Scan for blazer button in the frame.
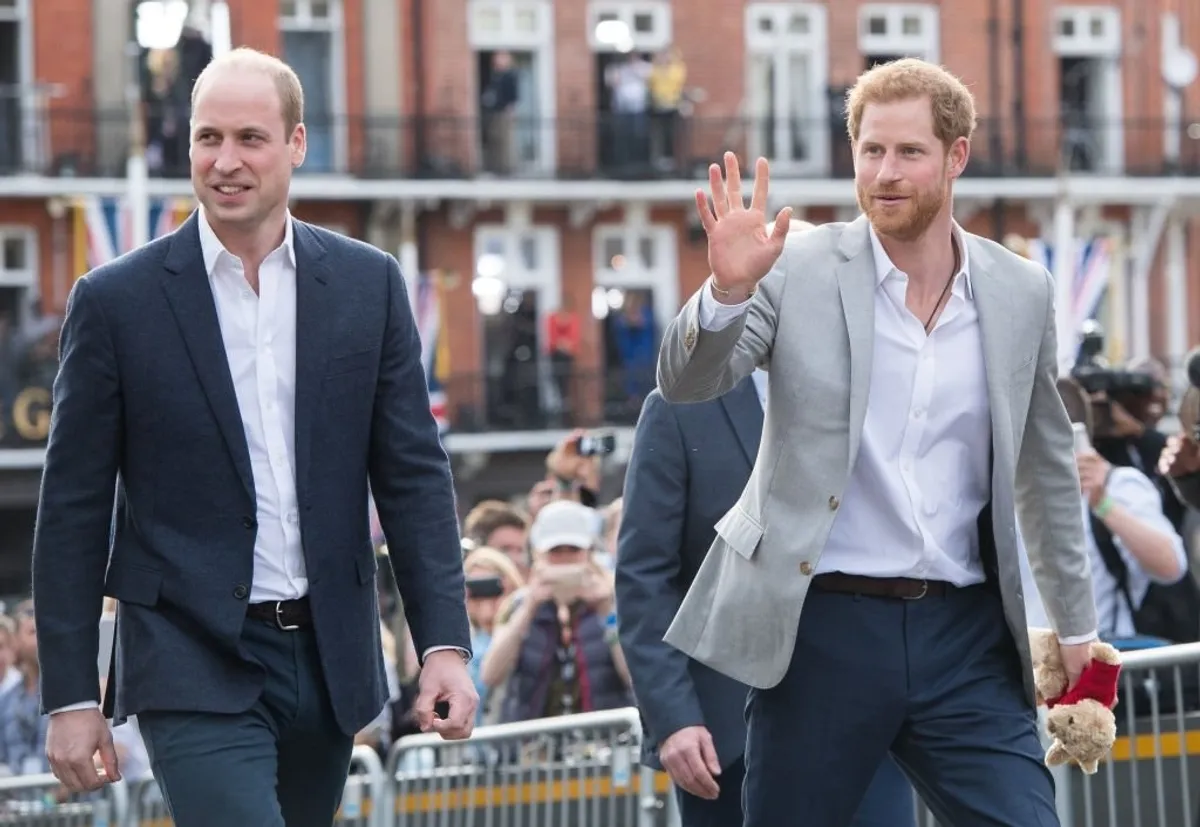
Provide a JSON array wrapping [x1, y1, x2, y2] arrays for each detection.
[[828, 495, 840, 511], [800, 562, 814, 576], [242, 516, 256, 529], [233, 584, 248, 600]]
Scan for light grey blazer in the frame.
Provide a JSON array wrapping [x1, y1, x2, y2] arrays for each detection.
[[656, 216, 1098, 704]]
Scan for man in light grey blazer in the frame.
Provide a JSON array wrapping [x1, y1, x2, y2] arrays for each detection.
[[655, 58, 1099, 826]]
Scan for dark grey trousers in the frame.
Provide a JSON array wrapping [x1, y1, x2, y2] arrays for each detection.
[[138, 617, 356, 826]]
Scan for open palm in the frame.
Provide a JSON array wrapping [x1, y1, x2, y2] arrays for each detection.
[[695, 152, 793, 295]]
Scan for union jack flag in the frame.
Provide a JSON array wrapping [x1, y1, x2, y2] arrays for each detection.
[[1026, 235, 1115, 366], [73, 195, 193, 274], [407, 269, 451, 434]]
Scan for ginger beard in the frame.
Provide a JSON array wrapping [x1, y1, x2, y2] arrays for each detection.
[[855, 158, 950, 243]]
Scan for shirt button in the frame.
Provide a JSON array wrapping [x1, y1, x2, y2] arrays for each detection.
[[828, 495, 839, 511], [287, 510, 299, 525], [233, 584, 248, 600], [800, 562, 814, 576], [912, 408, 924, 419]]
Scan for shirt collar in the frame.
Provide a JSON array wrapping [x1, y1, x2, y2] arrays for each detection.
[[197, 207, 297, 275], [868, 222, 973, 300]]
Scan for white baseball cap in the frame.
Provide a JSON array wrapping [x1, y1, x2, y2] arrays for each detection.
[[529, 500, 600, 553]]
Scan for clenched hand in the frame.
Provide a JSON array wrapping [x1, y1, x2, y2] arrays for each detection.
[[46, 708, 121, 793], [414, 650, 479, 740], [659, 725, 722, 800]]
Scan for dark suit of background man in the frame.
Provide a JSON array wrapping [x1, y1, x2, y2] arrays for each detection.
[[616, 371, 916, 826], [32, 48, 477, 827]]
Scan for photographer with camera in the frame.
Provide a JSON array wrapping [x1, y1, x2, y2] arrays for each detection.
[[1071, 326, 1187, 532], [478, 500, 633, 724], [541, 429, 615, 508]]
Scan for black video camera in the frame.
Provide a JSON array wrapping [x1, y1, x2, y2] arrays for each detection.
[[1070, 322, 1157, 437]]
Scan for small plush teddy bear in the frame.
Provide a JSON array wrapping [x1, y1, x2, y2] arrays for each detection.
[[1027, 628, 1122, 775], [1044, 699, 1118, 774]]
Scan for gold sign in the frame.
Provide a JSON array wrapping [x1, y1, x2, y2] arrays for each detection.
[[0, 386, 52, 447]]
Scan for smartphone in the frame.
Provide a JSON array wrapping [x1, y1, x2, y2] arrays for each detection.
[[576, 431, 616, 457], [540, 563, 590, 588], [1071, 422, 1092, 454], [465, 575, 504, 599]]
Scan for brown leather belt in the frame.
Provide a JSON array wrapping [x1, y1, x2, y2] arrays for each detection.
[[246, 597, 312, 630], [811, 573, 950, 600]]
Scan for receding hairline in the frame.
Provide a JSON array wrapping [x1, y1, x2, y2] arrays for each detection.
[[190, 49, 305, 133]]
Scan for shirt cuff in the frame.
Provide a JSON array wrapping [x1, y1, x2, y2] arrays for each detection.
[[422, 645, 471, 664], [697, 277, 752, 332], [49, 701, 99, 715], [1056, 630, 1099, 646]]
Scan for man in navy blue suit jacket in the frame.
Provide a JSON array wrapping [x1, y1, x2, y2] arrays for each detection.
[[617, 376, 916, 826], [32, 48, 475, 826]]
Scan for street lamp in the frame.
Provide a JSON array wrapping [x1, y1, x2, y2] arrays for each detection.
[[473, 253, 507, 316]]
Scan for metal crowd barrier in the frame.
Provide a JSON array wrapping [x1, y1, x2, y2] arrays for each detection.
[[120, 745, 386, 826], [0, 771, 127, 826], [1069, 641, 1200, 827], [381, 707, 664, 826], [28, 656, 1200, 827]]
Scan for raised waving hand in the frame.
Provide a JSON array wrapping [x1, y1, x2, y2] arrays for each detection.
[[694, 152, 793, 300]]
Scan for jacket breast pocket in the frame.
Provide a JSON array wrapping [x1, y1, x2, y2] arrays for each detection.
[[714, 505, 764, 561], [104, 564, 163, 608]]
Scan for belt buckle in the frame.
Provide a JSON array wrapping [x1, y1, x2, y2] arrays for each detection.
[[902, 579, 929, 601], [274, 601, 300, 631]]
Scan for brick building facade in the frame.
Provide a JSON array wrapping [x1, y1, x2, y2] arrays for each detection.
[[0, 0, 1198, 522]]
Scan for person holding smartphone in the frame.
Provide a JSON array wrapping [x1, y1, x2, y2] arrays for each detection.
[[479, 501, 633, 723], [461, 548, 524, 725]]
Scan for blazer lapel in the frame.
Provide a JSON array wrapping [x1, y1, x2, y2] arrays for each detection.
[[160, 213, 255, 502], [719, 376, 763, 465], [835, 216, 877, 471], [965, 238, 1016, 474], [291, 221, 332, 509]]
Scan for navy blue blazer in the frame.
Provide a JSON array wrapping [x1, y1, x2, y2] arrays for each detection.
[[31, 214, 470, 735], [615, 376, 762, 770]]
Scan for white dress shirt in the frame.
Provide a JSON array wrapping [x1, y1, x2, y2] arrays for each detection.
[[700, 224, 993, 585], [198, 209, 308, 603]]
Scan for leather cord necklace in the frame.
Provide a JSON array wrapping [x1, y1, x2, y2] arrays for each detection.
[[922, 242, 962, 335]]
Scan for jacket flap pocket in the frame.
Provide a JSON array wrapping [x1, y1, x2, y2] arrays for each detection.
[[104, 564, 163, 608], [715, 506, 764, 560], [326, 349, 376, 378]]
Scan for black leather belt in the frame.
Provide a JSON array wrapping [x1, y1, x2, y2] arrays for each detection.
[[811, 573, 950, 600], [246, 597, 312, 630]]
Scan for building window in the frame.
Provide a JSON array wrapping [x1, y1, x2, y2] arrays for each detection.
[[473, 225, 562, 430], [744, 3, 829, 174], [1052, 6, 1122, 173], [857, 4, 939, 65], [587, 1, 671, 52], [469, 1, 556, 176], [280, 0, 345, 173], [1054, 6, 1120, 54], [592, 223, 676, 423]]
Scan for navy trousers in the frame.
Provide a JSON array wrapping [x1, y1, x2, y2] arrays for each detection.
[[678, 752, 915, 827], [742, 583, 1059, 827], [138, 618, 355, 826]]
